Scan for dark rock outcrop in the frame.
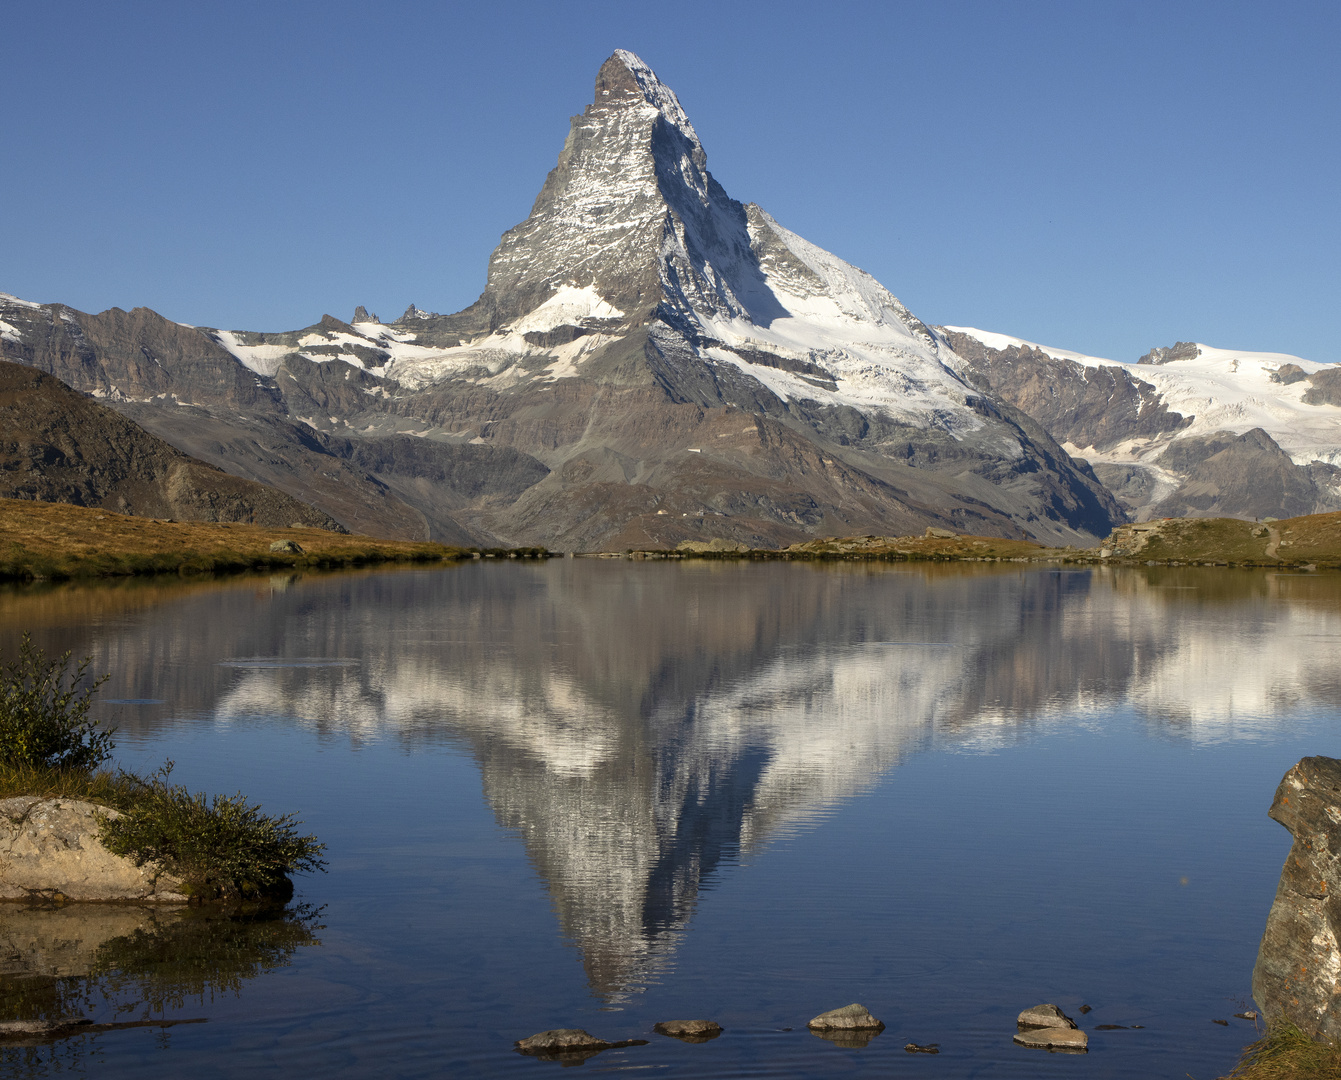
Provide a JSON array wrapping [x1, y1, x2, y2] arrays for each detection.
[[1150, 428, 1335, 521], [1253, 756, 1341, 1041], [943, 329, 1189, 453], [1138, 341, 1201, 365], [1303, 368, 1341, 408]]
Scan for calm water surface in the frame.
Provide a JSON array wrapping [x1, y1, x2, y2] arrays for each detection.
[[2, 560, 1340, 1078]]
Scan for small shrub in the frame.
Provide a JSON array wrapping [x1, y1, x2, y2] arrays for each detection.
[[0, 633, 113, 771], [101, 762, 326, 901]]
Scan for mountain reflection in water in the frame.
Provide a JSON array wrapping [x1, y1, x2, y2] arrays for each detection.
[[1, 562, 1338, 1001]]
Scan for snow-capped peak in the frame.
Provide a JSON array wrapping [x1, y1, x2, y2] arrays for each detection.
[[600, 50, 701, 150]]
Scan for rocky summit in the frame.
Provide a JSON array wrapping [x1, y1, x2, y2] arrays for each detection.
[[0, 52, 1122, 550]]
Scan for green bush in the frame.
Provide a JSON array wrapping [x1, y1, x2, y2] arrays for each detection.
[[0, 633, 113, 771], [100, 763, 327, 901]]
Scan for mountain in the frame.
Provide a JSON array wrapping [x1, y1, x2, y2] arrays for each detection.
[[0, 360, 343, 528], [1, 52, 1121, 549], [944, 328, 1341, 521]]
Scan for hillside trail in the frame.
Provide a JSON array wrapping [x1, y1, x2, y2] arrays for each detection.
[[1265, 526, 1282, 559]]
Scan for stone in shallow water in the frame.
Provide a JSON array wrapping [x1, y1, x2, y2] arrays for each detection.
[[807, 1003, 885, 1031], [1016, 1003, 1077, 1030], [1013, 1027, 1088, 1051], [1253, 756, 1341, 1041], [514, 1028, 610, 1055], [653, 1019, 722, 1042]]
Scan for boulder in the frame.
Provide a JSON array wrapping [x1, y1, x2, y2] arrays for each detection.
[[653, 1019, 722, 1042], [807, 1003, 885, 1031], [515, 1028, 610, 1056], [1017, 1003, 1077, 1030], [269, 539, 303, 554], [1013, 1027, 1088, 1051], [0, 797, 186, 902], [1252, 756, 1341, 1040]]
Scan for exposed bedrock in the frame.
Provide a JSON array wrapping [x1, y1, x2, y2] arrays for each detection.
[[1253, 756, 1341, 1041], [0, 797, 186, 903]]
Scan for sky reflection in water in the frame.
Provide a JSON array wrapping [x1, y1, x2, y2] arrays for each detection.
[[0, 561, 1338, 1078]]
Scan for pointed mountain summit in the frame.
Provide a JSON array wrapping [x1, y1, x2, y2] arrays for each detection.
[[0, 52, 1123, 549]]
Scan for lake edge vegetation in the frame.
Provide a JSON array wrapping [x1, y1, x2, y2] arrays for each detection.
[[0, 498, 551, 583], [0, 633, 324, 902], [1222, 1022, 1341, 1080]]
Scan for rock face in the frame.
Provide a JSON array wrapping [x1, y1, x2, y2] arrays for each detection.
[[1252, 756, 1341, 1041], [0, 797, 186, 902], [944, 327, 1341, 523], [0, 361, 341, 530], [0, 50, 1126, 551]]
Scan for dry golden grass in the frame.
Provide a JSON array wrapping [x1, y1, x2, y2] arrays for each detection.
[[1221, 1024, 1341, 1080], [0, 498, 470, 581], [0, 763, 128, 803], [653, 511, 1341, 569]]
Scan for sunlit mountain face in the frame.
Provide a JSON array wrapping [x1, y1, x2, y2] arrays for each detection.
[[3, 562, 1337, 999]]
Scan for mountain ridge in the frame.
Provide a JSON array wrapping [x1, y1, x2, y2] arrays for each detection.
[[0, 51, 1158, 547]]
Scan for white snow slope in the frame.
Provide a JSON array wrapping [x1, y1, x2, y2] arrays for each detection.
[[945, 326, 1341, 468]]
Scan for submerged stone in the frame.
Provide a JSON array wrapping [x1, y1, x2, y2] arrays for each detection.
[[1014, 1026, 1088, 1051], [514, 1028, 610, 1055], [653, 1019, 722, 1042]]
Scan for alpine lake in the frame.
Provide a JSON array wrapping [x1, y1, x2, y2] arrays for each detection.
[[2, 557, 1337, 1079]]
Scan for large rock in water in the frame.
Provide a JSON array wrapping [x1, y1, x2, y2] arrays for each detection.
[[1253, 757, 1341, 1040], [0, 797, 186, 902]]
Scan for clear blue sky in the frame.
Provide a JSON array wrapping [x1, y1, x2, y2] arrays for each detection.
[[3, 0, 1337, 363]]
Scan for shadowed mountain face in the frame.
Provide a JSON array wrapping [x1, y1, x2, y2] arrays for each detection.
[[0, 50, 1122, 549], [0, 361, 341, 529], [5, 562, 1339, 999]]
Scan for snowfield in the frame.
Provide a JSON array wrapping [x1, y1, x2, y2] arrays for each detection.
[[946, 326, 1341, 467]]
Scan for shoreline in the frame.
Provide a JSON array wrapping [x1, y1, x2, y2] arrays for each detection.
[[0, 499, 549, 583]]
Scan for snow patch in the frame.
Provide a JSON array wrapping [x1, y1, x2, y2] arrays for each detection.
[[511, 286, 625, 335], [0, 293, 41, 310], [0, 318, 22, 343], [213, 330, 294, 378]]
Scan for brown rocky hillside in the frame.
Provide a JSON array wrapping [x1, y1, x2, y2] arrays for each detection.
[[0, 361, 342, 530]]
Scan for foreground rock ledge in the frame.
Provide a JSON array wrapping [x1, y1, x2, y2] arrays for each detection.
[[1253, 756, 1341, 1041], [0, 797, 186, 902]]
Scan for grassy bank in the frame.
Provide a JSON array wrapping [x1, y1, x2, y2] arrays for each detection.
[[0, 498, 472, 581], [1222, 1024, 1341, 1079], [623, 511, 1341, 569]]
